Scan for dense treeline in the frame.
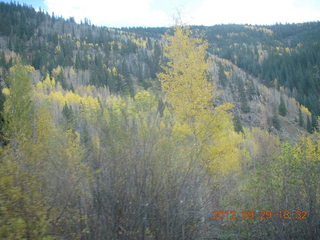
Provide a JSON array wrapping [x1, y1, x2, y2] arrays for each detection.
[[0, 24, 319, 240], [123, 23, 320, 116], [201, 23, 320, 115], [1, 2, 320, 117], [0, 2, 163, 98], [120, 23, 320, 117]]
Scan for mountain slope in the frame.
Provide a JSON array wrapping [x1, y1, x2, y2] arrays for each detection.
[[0, 2, 317, 137]]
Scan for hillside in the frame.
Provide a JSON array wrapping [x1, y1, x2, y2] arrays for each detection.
[[204, 23, 320, 116], [126, 23, 320, 116], [211, 55, 310, 140], [0, 2, 317, 137]]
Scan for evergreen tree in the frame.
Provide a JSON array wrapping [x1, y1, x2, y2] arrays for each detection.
[[311, 114, 318, 132], [307, 116, 312, 133], [279, 96, 287, 116], [299, 108, 304, 127], [272, 113, 281, 130], [233, 114, 244, 133], [62, 103, 75, 129]]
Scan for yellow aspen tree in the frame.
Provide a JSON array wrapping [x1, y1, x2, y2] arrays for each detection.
[[158, 26, 241, 176], [158, 26, 212, 123]]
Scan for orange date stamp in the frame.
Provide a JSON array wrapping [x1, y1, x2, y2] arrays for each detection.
[[210, 210, 308, 220]]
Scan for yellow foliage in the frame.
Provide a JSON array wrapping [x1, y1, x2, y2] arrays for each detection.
[[65, 91, 82, 105], [158, 26, 241, 177], [245, 25, 273, 35], [10, 64, 35, 74], [52, 65, 62, 77], [48, 91, 66, 105], [92, 135, 101, 152], [204, 131, 241, 174], [132, 38, 147, 48], [2, 87, 10, 96], [105, 96, 126, 119], [158, 26, 212, 122], [55, 45, 61, 53], [224, 71, 231, 77], [0, 65, 55, 239], [294, 134, 320, 164], [134, 90, 157, 112], [300, 104, 311, 115], [85, 85, 96, 93], [36, 74, 56, 94], [172, 121, 192, 139], [45, 88, 101, 117], [82, 96, 100, 112]]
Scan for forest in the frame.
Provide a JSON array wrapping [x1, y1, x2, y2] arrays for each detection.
[[0, 2, 319, 240]]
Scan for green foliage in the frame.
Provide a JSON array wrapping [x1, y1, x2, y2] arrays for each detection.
[[62, 103, 75, 129], [307, 116, 312, 133], [233, 115, 244, 133], [0, 65, 55, 240], [0, 65, 91, 239], [203, 23, 320, 115], [272, 113, 281, 130], [238, 78, 251, 113], [1, 1, 320, 117], [231, 130, 320, 239], [241, 100, 251, 113], [0, 2, 164, 96], [218, 63, 228, 87], [299, 108, 304, 127], [311, 114, 318, 132], [2, 65, 35, 141], [278, 96, 287, 116]]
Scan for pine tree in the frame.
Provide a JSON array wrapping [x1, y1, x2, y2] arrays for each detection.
[[311, 114, 318, 132], [299, 108, 304, 127], [307, 116, 312, 133], [62, 103, 75, 129], [272, 113, 281, 130], [279, 96, 287, 116], [233, 115, 244, 133]]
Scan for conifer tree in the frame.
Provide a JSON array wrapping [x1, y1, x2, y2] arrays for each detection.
[[311, 114, 318, 132], [299, 108, 304, 127], [279, 96, 287, 116], [307, 116, 312, 133]]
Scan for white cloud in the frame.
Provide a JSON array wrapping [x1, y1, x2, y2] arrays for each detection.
[[45, 0, 320, 27], [185, 0, 320, 25], [45, 0, 172, 27]]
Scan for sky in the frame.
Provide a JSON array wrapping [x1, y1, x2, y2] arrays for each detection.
[[2, 0, 320, 27]]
